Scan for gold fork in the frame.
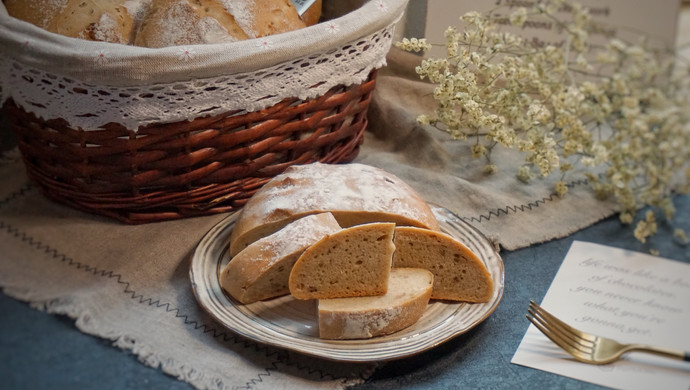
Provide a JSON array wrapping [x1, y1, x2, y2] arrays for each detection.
[[526, 300, 690, 364]]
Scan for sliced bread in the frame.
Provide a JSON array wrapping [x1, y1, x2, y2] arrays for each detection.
[[393, 226, 494, 303], [318, 268, 433, 339], [229, 162, 440, 257], [289, 222, 396, 300], [220, 212, 341, 304]]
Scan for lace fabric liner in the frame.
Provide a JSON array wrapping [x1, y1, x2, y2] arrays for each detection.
[[0, 0, 405, 131]]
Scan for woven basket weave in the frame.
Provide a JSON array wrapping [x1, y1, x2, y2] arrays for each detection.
[[4, 70, 377, 223]]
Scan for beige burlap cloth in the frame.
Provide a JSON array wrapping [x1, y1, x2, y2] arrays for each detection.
[[0, 54, 618, 388], [0, 13, 623, 390]]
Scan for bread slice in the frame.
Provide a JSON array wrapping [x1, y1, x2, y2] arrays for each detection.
[[229, 162, 440, 257], [318, 268, 433, 339], [289, 222, 396, 300], [219, 212, 340, 304], [393, 226, 494, 303]]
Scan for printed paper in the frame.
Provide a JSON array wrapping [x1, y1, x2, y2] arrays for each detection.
[[511, 241, 690, 390]]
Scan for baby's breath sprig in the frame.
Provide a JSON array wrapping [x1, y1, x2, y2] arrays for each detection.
[[395, 0, 690, 245]]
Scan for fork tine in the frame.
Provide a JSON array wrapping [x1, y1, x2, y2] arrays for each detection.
[[526, 310, 595, 362], [527, 307, 588, 353], [525, 310, 574, 352], [528, 302, 595, 356], [526, 307, 578, 349], [529, 301, 597, 346]]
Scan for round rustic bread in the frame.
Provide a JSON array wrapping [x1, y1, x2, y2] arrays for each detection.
[[3, 0, 64, 30], [134, 0, 308, 47], [229, 162, 441, 257], [5, 0, 138, 44], [4, 0, 319, 47], [246, 0, 307, 38], [134, 0, 248, 47]]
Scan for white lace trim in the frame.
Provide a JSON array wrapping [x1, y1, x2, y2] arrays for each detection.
[[1, 22, 395, 131]]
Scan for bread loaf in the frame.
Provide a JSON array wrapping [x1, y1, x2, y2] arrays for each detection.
[[3, 0, 66, 30], [219, 212, 340, 304], [289, 222, 396, 300], [246, 0, 306, 38], [5, 0, 318, 47], [229, 162, 441, 257], [318, 268, 433, 339], [5, 0, 140, 44], [134, 0, 248, 47], [393, 226, 494, 303]]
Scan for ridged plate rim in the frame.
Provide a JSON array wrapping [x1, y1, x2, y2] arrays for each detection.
[[190, 204, 505, 362]]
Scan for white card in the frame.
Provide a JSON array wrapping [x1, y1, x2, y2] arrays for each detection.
[[511, 241, 690, 389], [403, 0, 680, 59], [290, 0, 317, 16]]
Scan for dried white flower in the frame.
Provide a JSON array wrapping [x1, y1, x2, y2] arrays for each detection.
[[509, 8, 528, 27], [397, 0, 690, 244]]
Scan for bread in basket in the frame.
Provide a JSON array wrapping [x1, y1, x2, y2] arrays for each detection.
[[0, 0, 408, 223]]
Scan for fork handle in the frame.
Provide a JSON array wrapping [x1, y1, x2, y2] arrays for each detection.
[[626, 344, 690, 362]]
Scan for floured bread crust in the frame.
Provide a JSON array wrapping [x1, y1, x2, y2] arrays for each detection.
[[393, 226, 494, 303], [5, 0, 317, 47], [318, 268, 433, 339], [219, 212, 341, 304], [4, 0, 69, 30], [229, 162, 441, 257], [6, 0, 141, 44], [289, 222, 396, 300], [245, 0, 306, 37], [134, 0, 248, 47]]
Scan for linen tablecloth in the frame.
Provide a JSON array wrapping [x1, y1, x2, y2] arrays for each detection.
[[5, 3, 688, 388], [0, 59, 619, 387]]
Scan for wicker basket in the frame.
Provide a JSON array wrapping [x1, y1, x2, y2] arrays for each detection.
[[3, 70, 376, 223], [0, 0, 408, 223]]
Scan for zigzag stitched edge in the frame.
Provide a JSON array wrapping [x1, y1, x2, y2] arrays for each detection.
[[0, 185, 351, 388], [461, 177, 591, 224], [0, 181, 33, 209]]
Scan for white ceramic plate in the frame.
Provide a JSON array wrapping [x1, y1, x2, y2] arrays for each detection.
[[190, 205, 505, 362]]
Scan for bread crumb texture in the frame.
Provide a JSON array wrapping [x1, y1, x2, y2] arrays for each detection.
[[289, 222, 396, 300], [318, 268, 433, 339], [393, 226, 494, 302]]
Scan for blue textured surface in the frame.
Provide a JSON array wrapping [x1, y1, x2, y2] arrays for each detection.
[[1, 195, 688, 390]]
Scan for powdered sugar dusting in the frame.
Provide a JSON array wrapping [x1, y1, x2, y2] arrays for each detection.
[[219, 0, 256, 38], [123, 0, 152, 23], [151, 1, 199, 46], [318, 268, 432, 339], [197, 16, 237, 44], [246, 163, 437, 227], [252, 213, 340, 267], [145, 0, 235, 47], [337, 307, 403, 339], [41, 0, 69, 27], [92, 13, 124, 43]]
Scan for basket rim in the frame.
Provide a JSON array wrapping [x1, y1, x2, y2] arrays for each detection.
[[6, 71, 376, 223], [0, 0, 408, 87]]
